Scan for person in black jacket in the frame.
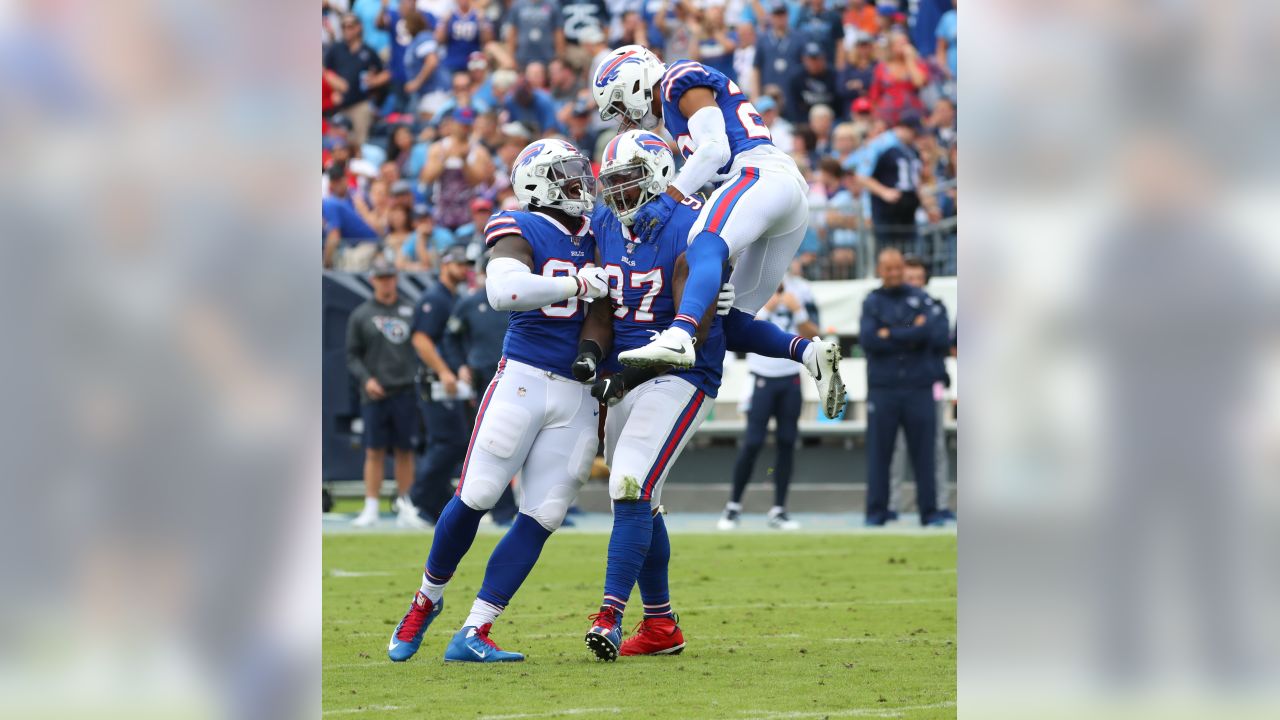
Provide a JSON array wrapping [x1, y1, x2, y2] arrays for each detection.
[[859, 248, 950, 526]]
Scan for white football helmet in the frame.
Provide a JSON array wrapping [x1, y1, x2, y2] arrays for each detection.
[[509, 139, 596, 217], [599, 130, 675, 227], [591, 45, 666, 130]]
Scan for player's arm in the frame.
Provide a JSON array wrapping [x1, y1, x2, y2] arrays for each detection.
[[667, 87, 731, 201], [485, 234, 608, 311], [573, 294, 616, 383]]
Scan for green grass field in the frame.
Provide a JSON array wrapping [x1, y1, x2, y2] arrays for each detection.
[[324, 530, 956, 719]]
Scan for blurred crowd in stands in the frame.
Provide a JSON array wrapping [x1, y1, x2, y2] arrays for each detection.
[[323, 0, 957, 279]]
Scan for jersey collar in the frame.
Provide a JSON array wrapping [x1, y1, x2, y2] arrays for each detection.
[[532, 211, 591, 238]]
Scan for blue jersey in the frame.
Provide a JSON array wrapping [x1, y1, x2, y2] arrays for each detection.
[[484, 210, 596, 378], [660, 60, 773, 176], [443, 11, 484, 72], [591, 200, 726, 398]]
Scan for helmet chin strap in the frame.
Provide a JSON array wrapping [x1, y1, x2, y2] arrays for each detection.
[[638, 112, 660, 131]]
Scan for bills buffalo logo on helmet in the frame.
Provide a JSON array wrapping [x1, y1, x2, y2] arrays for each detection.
[[515, 142, 546, 168], [594, 50, 644, 88]]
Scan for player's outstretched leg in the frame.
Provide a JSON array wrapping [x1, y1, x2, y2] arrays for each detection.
[[722, 308, 846, 419], [622, 510, 686, 656], [387, 495, 485, 661], [586, 499, 654, 661], [442, 512, 553, 662], [618, 230, 729, 370]]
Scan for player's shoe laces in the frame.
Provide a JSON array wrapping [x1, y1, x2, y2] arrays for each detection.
[[767, 508, 801, 531], [619, 327, 696, 369], [805, 337, 846, 419], [585, 607, 624, 661], [620, 615, 686, 656], [717, 507, 740, 530], [443, 623, 525, 663], [387, 591, 443, 662]]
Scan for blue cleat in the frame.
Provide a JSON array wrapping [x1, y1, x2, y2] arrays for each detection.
[[585, 607, 623, 661], [388, 591, 443, 662], [443, 624, 525, 663]]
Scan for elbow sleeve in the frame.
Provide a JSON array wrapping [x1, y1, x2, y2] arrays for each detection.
[[672, 106, 732, 197], [486, 256, 579, 312]]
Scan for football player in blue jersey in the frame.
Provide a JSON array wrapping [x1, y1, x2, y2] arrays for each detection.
[[571, 131, 845, 660], [386, 139, 615, 664], [590, 47, 844, 421]]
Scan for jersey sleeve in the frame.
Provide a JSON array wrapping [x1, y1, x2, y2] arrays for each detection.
[[661, 60, 721, 105], [483, 211, 523, 248]]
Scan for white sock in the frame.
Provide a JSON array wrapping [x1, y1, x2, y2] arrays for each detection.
[[419, 573, 447, 605], [802, 343, 818, 375], [725, 501, 742, 513], [363, 496, 380, 514], [769, 505, 785, 517], [464, 598, 505, 629], [668, 326, 692, 342]]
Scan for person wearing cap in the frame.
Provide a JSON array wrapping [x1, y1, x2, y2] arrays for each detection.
[[346, 255, 425, 527], [786, 41, 839, 124], [421, 107, 495, 231], [501, 0, 565, 68], [753, 1, 802, 96], [323, 13, 390, 148], [454, 196, 497, 248], [752, 94, 794, 155], [407, 243, 476, 522], [859, 113, 924, 255], [437, 0, 493, 75]]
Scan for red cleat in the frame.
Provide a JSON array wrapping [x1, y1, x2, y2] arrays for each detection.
[[619, 615, 685, 656]]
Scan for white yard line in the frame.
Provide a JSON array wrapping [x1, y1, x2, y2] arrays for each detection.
[[330, 569, 394, 578], [323, 705, 403, 715], [478, 708, 622, 720], [732, 701, 956, 719]]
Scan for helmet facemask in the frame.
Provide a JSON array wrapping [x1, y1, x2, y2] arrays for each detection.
[[600, 159, 656, 227], [534, 154, 597, 217]]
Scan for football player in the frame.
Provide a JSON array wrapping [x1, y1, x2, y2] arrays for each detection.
[[387, 139, 612, 663]]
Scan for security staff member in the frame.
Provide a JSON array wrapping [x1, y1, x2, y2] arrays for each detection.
[[860, 248, 949, 526], [889, 256, 955, 521], [718, 278, 820, 532], [346, 254, 422, 528], [407, 244, 475, 522], [444, 258, 518, 524]]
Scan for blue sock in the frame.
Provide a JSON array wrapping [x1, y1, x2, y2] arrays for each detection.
[[476, 513, 553, 607], [637, 512, 674, 619], [723, 308, 811, 363], [671, 231, 729, 336], [423, 495, 485, 584], [602, 500, 653, 616]]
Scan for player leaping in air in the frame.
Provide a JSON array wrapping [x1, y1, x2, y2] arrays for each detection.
[[591, 46, 846, 418], [386, 139, 612, 664], [570, 131, 845, 661]]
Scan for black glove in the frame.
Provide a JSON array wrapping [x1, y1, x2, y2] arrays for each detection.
[[591, 374, 627, 406], [572, 340, 603, 383]]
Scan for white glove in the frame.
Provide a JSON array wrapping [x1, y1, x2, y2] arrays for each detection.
[[716, 282, 736, 315], [574, 265, 610, 299]]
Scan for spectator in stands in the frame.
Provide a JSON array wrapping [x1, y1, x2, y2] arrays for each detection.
[[809, 157, 861, 279], [935, 0, 957, 82], [455, 196, 496, 250], [563, 98, 601, 162], [654, 1, 696, 66], [403, 11, 447, 113], [504, 0, 566, 67], [889, 255, 954, 521], [844, 0, 879, 37], [346, 254, 422, 527], [324, 14, 390, 147], [617, 10, 649, 47], [754, 2, 801, 100], [787, 42, 839, 125], [386, 125, 417, 174], [355, 178, 394, 236], [837, 36, 878, 105], [437, 0, 494, 76], [408, 244, 475, 523], [832, 121, 861, 167], [444, 256, 518, 525], [860, 248, 949, 526], [693, 2, 738, 81], [502, 75, 564, 136], [378, 0, 427, 113], [385, 203, 415, 261], [400, 212, 456, 270], [755, 95, 794, 155], [561, 0, 609, 69], [868, 29, 928, 123], [926, 96, 956, 151], [421, 108, 495, 231], [719, 280, 821, 532], [809, 103, 835, 157], [733, 20, 758, 95], [324, 163, 381, 270], [547, 58, 581, 105], [857, 113, 923, 255], [795, 0, 843, 65]]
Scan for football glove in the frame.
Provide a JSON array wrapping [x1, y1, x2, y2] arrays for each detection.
[[632, 192, 678, 243], [716, 282, 735, 315], [572, 340, 603, 383], [591, 374, 627, 407]]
